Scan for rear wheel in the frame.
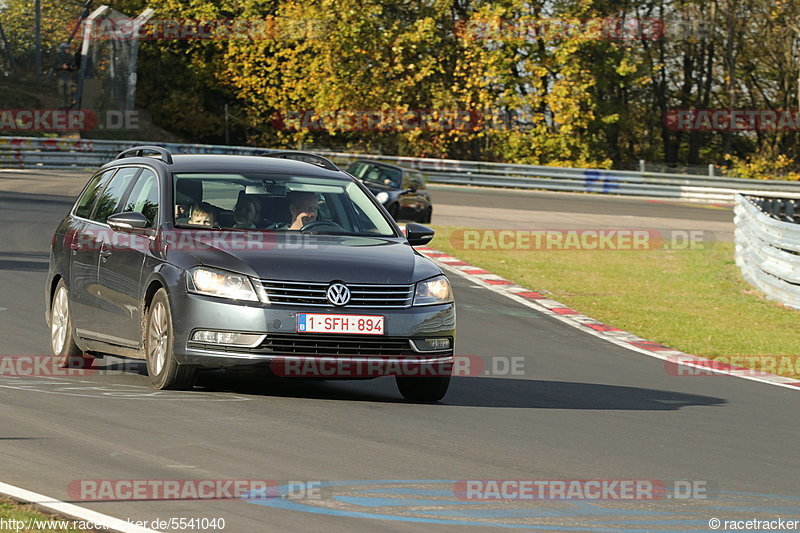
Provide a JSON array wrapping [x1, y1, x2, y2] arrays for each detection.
[[396, 375, 451, 402], [50, 280, 92, 368], [145, 288, 197, 390]]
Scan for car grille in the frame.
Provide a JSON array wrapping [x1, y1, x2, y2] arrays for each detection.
[[190, 334, 426, 357], [256, 280, 414, 309], [258, 334, 418, 357]]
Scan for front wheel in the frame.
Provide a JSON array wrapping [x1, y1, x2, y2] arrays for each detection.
[[421, 207, 432, 224], [396, 375, 451, 402], [145, 288, 197, 390], [50, 280, 92, 368]]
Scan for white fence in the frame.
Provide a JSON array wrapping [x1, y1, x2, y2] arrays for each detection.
[[735, 194, 800, 309]]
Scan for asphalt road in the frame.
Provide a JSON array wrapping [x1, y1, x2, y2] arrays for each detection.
[[428, 185, 735, 240], [428, 184, 733, 222], [0, 176, 797, 532]]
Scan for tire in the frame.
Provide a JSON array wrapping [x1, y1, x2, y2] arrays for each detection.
[[388, 203, 400, 221], [50, 280, 92, 369], [421, 207, 432, 224], [145, 288, 197, 390], [396, 375, 451, 402]]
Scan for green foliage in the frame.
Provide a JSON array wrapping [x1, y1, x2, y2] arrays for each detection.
[[3, 0, 800, 174], [726, 153, 800, 181]]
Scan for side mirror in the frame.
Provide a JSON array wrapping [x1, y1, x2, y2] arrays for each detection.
[[405, 222, 435, 246], [107, 211, 149, 231]]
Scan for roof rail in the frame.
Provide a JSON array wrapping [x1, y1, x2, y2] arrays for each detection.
[[116, 146, 173, 164], [259, 151, 339, 172]]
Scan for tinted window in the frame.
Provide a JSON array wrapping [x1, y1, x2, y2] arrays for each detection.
[[91, 167, 141, 223], [122, 169, 159, 227], [74, 169, 116, 219]]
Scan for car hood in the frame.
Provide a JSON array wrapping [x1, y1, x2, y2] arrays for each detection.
[[170, 232, 441, 284]]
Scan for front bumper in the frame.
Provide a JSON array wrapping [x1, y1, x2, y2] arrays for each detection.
[[169, 293, 455, 368]]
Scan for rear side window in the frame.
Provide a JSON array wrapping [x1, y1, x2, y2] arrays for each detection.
[[91, 167, 141, 223], [122, 169, 159, 227], [74, 169, 116, 219]]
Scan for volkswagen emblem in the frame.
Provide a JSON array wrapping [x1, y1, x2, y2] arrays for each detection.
[[326, 283, 351, 306]]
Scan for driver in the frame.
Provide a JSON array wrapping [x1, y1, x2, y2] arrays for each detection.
[[287, 191, 318, 230]]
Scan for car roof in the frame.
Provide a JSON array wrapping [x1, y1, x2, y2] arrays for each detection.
[[103, 154, 353, 179]]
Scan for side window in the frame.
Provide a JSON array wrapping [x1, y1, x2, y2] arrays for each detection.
[[91, 167, 141, 223], [411, 172, 425, 189], [74, 169, 116, 219], [122, 169, 159, 228], [382, 167, 402, 187], [364, 165, 386, 183]]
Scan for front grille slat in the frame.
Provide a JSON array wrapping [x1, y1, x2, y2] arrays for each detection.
[[258, 279, 414, 309], [262, 334, 416, 357]]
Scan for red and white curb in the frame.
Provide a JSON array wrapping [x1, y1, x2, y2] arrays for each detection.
[[415, 245, 800, 391]]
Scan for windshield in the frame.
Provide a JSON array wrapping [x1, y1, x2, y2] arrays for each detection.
[[173, 172, 397, 236], [361, 166, 402, 188]]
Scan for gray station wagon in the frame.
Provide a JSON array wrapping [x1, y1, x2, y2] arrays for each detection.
[[45, 147, 455, 401]]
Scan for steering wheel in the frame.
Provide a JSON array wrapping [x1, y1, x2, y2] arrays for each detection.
[[300, 220, 344, 233]]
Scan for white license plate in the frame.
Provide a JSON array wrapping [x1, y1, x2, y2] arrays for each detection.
[[296, 313, 384, 335]]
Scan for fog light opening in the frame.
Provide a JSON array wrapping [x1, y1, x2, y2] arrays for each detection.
[[410, 338, 452, 353]]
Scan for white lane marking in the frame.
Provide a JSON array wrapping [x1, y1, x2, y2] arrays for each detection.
[[0, 307, 6, 312], [0, 480, 158, 533], [431, 255, 800, 392]]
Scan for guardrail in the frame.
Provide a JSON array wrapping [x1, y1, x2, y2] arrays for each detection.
[[735, 194, 800, 309], [4, 136, 800, 203]]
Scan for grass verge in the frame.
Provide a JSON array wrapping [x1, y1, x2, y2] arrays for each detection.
[[430, 225, 800, 380], [0, 498, 97, 532]]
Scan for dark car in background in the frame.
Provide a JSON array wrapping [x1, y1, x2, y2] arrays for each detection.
[[44, 147, 455, 401], [347, 160, 432, 223]]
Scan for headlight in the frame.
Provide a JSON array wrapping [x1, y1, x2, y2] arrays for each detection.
[[187, 267, 260, 302], [413, 275, 453, 306], [375, 192, 389, 204]]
